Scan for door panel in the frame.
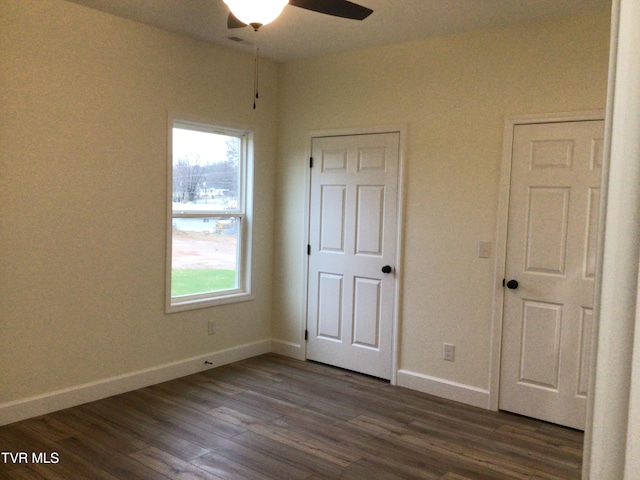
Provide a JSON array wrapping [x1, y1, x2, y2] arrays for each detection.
[[584, 188, 600, 279], [317, 273, 343, 340], [499, 120, 604, 430], [578, 307, 594, 396], [320, 185, 346, 252], [525, 187, 570, 274], [353, 277, 381, 348], [519, 300, 563, 389], [356, 186, 385, 255], [307, 132, 400, 380]]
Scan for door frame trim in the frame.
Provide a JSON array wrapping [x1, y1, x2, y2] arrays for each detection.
[[488, 110, 605, 411], [301, 125, 407, 385]]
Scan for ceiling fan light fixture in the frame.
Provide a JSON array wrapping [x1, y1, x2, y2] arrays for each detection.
[[223, 0, 289, 28]]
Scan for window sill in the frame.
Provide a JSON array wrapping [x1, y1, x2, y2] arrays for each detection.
[[166, 291, 254, 313]]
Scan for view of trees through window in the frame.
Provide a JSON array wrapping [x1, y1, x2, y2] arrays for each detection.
[[170, 126, 242, 300]]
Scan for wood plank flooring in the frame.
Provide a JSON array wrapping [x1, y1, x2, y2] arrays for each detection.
[[0, 354, 584, 479]]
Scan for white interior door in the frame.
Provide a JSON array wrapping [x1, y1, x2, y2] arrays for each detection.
[[499, 120, 604, 430], [306, 132, 400, 380]]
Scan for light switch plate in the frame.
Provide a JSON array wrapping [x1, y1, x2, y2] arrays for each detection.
[[477, 241, 492, 259], [443, 343, 455, 362]]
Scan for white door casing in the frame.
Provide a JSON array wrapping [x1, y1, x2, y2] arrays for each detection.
[[498, 119, 604, 430], [306, 131, 401, 380]]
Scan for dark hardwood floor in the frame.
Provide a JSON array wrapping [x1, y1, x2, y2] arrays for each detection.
[[0, 354, 583, 479]]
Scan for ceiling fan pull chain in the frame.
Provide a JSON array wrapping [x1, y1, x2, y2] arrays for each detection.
[[253, 29, 260, 109]]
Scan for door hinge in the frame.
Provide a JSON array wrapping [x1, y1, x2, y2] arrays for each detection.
[[502, 278, 506, 287], [304, 329, 308, 341], [310, 157, 314, 168], [307, 244, 311, 255]]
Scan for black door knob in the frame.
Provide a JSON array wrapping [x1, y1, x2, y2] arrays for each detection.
[[381, 265, 393, 274], [506, 279, 519, 290]]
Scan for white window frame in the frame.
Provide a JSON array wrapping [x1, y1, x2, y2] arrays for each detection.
[[166, 117, 254, 313]]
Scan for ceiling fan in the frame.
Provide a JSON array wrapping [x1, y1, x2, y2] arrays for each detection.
[[224, 0, 373, 30], [223, 0, 373, 109]]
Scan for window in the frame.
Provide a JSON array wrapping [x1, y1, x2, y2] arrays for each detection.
[[167, 119, 253, 312]]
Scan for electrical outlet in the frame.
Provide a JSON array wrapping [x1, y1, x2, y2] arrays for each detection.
[[208, 320, 216, 335], [443, 343, 455, 362]]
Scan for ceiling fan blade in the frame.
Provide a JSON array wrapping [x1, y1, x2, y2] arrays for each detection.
[[227, 12, 247, 29], [289, 0, 373, 20]]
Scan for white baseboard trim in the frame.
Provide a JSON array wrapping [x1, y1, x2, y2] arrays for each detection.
[[396, 369, 490, 410], [0, 339, 271, 426], [270, 339, 305, 360]]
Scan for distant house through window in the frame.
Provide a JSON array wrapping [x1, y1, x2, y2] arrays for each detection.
[[167, 119, 253, 312]]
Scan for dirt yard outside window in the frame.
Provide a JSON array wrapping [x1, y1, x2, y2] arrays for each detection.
[[171, 229, 237, 269]]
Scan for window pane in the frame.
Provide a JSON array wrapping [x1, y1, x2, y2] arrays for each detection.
[[171, 217, 239, 297], [172, 128, 240, 212], [168, 120, 251, 311]]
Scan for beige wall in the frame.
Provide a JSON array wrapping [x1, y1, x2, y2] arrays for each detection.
[[0, 0, 278, 410], [274, 10, 611, 397], [1, 0, 612, 424]]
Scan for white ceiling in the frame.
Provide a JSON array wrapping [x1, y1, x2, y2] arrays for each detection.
[[65, 0, 611, 63]]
